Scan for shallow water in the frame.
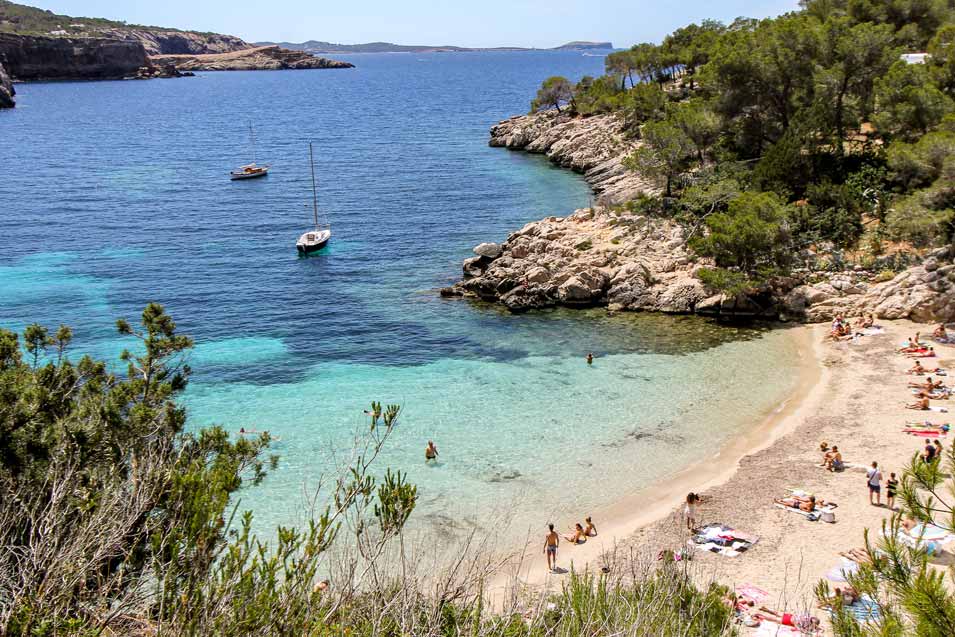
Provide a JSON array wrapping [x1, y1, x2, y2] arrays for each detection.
[[0, 52, 801, 541]]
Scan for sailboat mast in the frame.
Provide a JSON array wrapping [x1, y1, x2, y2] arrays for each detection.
[[249, 122, 256, 164], [309, 143, 319, 228]]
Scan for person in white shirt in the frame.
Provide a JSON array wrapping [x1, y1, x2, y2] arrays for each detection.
[[866, 461, 883, 506]]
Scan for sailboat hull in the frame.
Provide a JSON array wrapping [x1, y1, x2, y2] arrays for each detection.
[[296, 237, 329, 255], [230, 167, 270, 180]]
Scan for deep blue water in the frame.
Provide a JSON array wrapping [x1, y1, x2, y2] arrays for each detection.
[[0, 53, 801, 538]]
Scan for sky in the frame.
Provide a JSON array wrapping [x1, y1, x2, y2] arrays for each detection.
[[31, 1, 801, 47]]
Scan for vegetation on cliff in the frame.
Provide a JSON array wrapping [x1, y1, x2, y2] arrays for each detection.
[[531, 0, 955, 295], [0, 305, 736, 635]]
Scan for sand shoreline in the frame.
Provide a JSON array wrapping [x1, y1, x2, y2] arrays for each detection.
[[489, 318, 953, 623]]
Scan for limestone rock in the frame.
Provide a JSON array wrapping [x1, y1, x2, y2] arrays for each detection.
[[473, 242, 503, 258], [0, 61, 13, 108]]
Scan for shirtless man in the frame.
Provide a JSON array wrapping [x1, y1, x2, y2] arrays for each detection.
[[909, 360, 926, 375], [824, 445, 843, 471], [425, 440, 439, 462], [907, 397, 931, 410], [544, 524, 559, 571], [909, 377, 942, 391], [774, 495, 821, 512]]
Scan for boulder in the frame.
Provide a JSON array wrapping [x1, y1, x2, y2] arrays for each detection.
[[473, 242, 503, 258]]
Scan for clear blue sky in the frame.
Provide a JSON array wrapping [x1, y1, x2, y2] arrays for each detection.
[[34, 1, 800, 47]]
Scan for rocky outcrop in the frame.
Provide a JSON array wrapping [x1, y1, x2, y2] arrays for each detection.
[[489, 110, 655, 204], [781, 245, 955, 323], [102, 28, 250, 56], [441, 207, 713, 314], [0, 60, 14, 108], [441, 206, 955, 323], [0, 33, 149, 80], [150, 46, 353, 71]]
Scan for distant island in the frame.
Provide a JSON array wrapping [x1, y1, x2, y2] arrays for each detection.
[[253, 40, 614, 54], [0, 0, 352, 101]]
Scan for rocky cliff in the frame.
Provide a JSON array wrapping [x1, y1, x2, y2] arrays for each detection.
[[489, 110, 654, 205], [0, 32, 149, 80], [150, 46, 354, 71], [104, 28, 249, 55], [0, 60, 13, 107], [441, 206, 955, 323]]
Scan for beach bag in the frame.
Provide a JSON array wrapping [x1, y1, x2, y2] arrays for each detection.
[[821, 510, 836, 523]]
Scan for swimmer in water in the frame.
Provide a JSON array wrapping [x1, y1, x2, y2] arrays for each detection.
[[425, 440, 439, 462], [587, 353, 594, 365]]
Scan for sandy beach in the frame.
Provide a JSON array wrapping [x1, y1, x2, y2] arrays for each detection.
[[490, 319, 953, 625]]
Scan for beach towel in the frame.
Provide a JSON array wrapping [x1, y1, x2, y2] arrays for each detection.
[[754, 623, 802, 637], [826, 558, 859, 583], [862, 327, 885, 336], [845, 597, 881, 623], [774, 503, 823, 520], [930, 406, 949, 413], [736, 583, 771, 604], [907, 431, 946, 437]]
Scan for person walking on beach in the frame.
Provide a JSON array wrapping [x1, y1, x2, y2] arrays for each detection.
[[886, 472, 898, 510], [544, 523, 559, 572], [425, 440, 439, 463], [867, 461, 883, 506]]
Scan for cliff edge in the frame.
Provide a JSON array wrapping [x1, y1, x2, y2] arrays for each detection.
[[0, 32, 149, 80], [150, 46, 354, 71], [0, 60, 13, 107], [489, 110, 654, 205]]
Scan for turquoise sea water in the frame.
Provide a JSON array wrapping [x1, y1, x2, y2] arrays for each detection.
[[0, 53, 801, 540]]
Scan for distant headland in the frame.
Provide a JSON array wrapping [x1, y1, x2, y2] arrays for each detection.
[[253, 40, 615, 54], [0, 0, 352, 103]]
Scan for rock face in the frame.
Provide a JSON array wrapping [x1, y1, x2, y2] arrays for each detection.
[[0, 60, 14, 108], [781, 245, 955, 323], [0, 33, 150, 80], [103, 28, 250, 56], [488, 110, 655, 204], [150, 46, 354, 72], [441, 207, 955, 323], [441, 207, 713, 314]]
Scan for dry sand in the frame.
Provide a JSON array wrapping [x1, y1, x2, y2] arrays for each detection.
[[488, 319, 954, 625]]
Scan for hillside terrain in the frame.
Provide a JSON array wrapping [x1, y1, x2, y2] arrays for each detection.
[[256, 39, 613, 53]]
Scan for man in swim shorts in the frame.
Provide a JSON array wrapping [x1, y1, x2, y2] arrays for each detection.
[[544, 524, 559, 571]]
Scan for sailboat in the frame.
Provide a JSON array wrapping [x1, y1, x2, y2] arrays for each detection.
[[230, 123, 270, 180], [296, 143, 332, 255]]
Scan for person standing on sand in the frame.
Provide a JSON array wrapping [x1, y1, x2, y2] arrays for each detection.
[[544, 523, 559, 572], [886, 473, 898, 510], [867, 462, 883, 506], [934, 439, 944, 460], [684, 493, 699, 529]]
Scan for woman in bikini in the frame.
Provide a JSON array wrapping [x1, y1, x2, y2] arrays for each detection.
[[582, 516, 597, 537], [757, 607, 821, 632], [564, 523, 587, 544]]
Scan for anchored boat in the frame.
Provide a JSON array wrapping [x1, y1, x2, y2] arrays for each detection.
[[296, 143, 331, 255]]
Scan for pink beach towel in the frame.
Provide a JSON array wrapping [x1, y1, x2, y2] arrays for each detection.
[[736, 583, 770, 604]]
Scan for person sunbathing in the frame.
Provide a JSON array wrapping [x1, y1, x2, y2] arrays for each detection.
[[909, 347, 937, 358], [907, 397, 931, 410], [909, 377, 942, 390], [840, 548, 873, 564], [909, 360, 926, 375], [757, 607, 821, 632], [775, 495, 822, 512], [862, 314, 875, 328], [818, 586, 859, 608], [564, 523, 587, 544], [934, 324, 948, 340], [582, 516, 598, 537]]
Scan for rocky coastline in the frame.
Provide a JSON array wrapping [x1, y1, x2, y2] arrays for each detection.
[[443, 111, 955, 324], [0, 32, 151, 80], [150, 46, 354, 72], [488, 110, 654, 205], [0, 60, 13, 107]]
